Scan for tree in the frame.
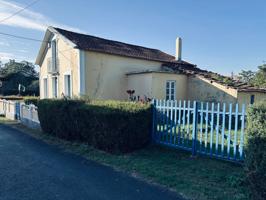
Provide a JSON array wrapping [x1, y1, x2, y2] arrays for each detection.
[[238, 64, 266, 88], [239, 70, 255, 83], [252, 64, 266, 87], [0, 60, 39, 96]]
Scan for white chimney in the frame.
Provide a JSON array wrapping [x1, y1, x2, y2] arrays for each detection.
[[175, 37, 182, 61]]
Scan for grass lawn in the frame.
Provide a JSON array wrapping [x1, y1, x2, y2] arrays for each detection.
[[0, 117, 249, 200]]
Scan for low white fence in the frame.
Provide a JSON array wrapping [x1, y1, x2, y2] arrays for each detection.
[[0, 99, 19, 120], [20, 103, 40, 129], [0, 99, 40, 129]]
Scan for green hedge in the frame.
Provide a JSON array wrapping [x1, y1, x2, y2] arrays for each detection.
[[38, 99, 152, 153], [245, 100, 266, 200], [24, 96, 39, 106], [0, 95, 23, 101]]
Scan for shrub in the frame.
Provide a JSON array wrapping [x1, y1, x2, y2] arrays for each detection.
[[24, 96, 39, 106], [245, 100, 266, 200], [38, 99, 152, 153]]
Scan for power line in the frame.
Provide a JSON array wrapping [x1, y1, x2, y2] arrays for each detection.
[[0, 31, 75, 65], [0, 0, 76, 66], [0, 31, 45, 42], [0, 0, 40, 24]]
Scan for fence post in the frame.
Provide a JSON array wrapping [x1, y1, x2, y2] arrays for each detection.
[[192, 101, 199, 156], [15, 102, 21, 120], [30, 105, 33, 122], [4, 100, 6, 116], [151, 99, 157, 143], [20, 103, 24, 121]]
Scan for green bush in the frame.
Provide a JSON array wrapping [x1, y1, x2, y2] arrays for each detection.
[[24, 96, 39, 106], [38, 99, 152, 153], [245, 100, 266, 200]]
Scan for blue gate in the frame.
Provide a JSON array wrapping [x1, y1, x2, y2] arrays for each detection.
[[152, 100, 246, 163]]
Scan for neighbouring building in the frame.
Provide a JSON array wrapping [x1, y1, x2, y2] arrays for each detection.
[[36, 27, 266, 105]]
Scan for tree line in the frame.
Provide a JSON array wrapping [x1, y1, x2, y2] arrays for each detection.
[[0, 59, 39, 96], [238, 64, 266, 87]]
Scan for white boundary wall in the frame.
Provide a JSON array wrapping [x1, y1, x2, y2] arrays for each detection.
[[0, 99, 18, 120], [20, 103, 40, 129], [0, 99, 40, 129]]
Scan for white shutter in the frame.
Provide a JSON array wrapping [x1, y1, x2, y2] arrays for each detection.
[[51, 40, 57, 71]]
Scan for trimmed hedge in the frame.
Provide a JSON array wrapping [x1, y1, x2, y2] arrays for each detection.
[[0, 95, 23, 101], [38, 99, 152, 153], [245, 100, 266, 200], [24, 96, 39, 106]]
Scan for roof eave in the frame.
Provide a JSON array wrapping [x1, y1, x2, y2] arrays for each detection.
[[35, 28, 53, 66], [238, 88, 266, 93], [35, 26, 78, 66], [126, 70, 182, 76]]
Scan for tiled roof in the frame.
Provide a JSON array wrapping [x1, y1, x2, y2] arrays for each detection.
[[54, 27, 175, 62], [126, 70, 179, 75], [162, 61, 266, 93]]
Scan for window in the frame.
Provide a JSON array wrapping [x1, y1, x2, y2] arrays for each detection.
[[51, 40, 57, 72], [250, 95, 255, 104], [52, 77, 58, 98], [166, 80, 176, 100], [43, 78, 48, 98], [64, 74, 71, 97]]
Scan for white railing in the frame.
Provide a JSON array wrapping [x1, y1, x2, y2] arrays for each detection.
[[0, 99, 18, 120]]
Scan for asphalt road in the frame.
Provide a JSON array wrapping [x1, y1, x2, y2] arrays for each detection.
[[0, 124, 181, 200]]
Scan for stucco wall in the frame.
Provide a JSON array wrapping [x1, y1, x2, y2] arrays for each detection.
[[127, 73, 153, 100], [39, 45, 50, 99], [84, 51, 162, 100], [152, 73, 187, 100], [127, 72, 187, 100], [237, 91, 266, 105], [39, 35, 79, 99], [187, 76, 238, 104]]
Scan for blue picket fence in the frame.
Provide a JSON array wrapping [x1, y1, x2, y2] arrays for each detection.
[[152, 100, 246, 163]]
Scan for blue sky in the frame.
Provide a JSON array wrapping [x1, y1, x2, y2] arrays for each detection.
[[0, 0, 265, 75]]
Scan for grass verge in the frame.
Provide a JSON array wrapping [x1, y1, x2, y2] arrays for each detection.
[[0, 117, 249, 200]]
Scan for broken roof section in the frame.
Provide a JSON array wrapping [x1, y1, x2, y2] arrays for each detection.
[[162, 61, 266, 93]]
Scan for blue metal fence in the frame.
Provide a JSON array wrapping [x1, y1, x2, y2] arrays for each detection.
[[152, 100, 246, 163]]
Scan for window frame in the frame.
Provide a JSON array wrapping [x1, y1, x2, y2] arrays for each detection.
[[52, 76, 58, 98], [166, 80, 176, 101], [51, 40, 57, 71], [43, 77, 48, 98], [64, 73, 72, 98]]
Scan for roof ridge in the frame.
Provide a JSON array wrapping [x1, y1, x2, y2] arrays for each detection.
[[53, 27, 174, 56]]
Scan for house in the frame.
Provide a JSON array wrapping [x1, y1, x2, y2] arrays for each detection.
[[36, 27, 266, 105]]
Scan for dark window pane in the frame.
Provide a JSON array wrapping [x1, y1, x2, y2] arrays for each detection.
[[171, 95, 174, 100], [171, 82, 175, 88], [250, 95, 255, 104]]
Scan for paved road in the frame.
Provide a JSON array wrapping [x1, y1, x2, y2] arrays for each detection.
[[0, 125, 181, 200]]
